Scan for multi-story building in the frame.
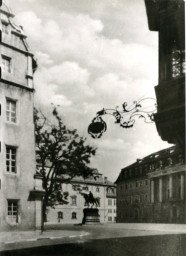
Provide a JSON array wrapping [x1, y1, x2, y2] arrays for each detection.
[[116, 146, 185, 223], [145, 0, 185, 150], [0, 3, 43, 230], [47, 170, 116, 224]]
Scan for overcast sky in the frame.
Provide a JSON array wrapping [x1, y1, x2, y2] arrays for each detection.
[[6, 0, 170, 181]]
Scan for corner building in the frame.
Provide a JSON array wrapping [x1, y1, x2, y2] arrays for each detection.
[[47, 170, 117, 224], [145, 0, 185, 150], [0, 3, 43, 230], [116, 146, 186, 224]]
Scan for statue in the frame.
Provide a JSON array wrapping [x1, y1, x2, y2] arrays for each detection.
[[81, 191, 99, 208], [77, 188, 100, 224]]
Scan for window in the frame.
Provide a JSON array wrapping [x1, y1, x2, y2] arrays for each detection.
[[145, 180, 148, 186], [83, 186, 88, 191], [72, 212, 76, 219], [136, 181, 138, 187], [7, 200, 18, 223], [171, 41, 185, 78], [129, 169, 132, 177], [108, 199, 112, 206], [71, 196, 77, 206], [96, 187, 100, 192], [125, 184, 128, 190], [58, 211, 63, 219], [108, 209, 112, 213], [12, 33, 20, 45], [140, 181, 143, 187], [167, 189, 170, 199], [2, 22, 8, 34], [6, 146, 16, 173], [6, 99, 16, 123], [2, 55, 11, 73], [108, 216, 112, 221], [96, 197, 100, 207]]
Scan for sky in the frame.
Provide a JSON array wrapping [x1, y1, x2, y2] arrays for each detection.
[[6, 0, 170, 182]]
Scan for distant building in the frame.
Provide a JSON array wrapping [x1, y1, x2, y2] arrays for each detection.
[[116, 146, 186, 224], [47, 170, 116, 224], [0, 3, 43, 231]]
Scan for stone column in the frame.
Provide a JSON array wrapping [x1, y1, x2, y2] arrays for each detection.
[[169, 175, 173, 199], [180, 173, 184, 200], [159, 178, 163, 202], [151, 179, 154, 203]]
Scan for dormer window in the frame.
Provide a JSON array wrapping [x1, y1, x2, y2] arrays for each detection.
[[11, 32, 21, 47], [2, 22, 8, 34]]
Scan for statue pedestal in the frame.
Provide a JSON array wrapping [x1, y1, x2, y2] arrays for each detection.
[[82, 208, 100, 224]]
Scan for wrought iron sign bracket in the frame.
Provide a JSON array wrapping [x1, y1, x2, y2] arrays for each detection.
[[88, 98, 157, 139]]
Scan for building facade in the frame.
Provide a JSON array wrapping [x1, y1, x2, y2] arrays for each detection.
[[145, 0, 185, 150], [116, 146, 186, 224], [0, 3, 43, 231], [47, 170, 116, 224]]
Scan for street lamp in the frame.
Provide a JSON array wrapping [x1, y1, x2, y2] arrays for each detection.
[[88, 98, 157, 139]]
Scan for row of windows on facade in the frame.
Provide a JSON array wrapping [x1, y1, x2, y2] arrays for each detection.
[[72, 184, 100, 193], [108, 199, 116, 206], [119, 194, 148, 205], [71, 196, 101, 207], [118, 209, 145, 219], [118, 206, 180, 220], [57, 212, 116, 222], [71, 196, 115, 207], [153, 187, 183, 202], [108, 209, 116, 213], [57, 211, 77, 220], [120, 179, 148, 191], [106, 187, 116, 195], [122, 156, 184, 179]]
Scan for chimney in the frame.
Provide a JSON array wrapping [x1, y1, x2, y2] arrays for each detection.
[[104, 177, 107, 183], [137, 159, 142, 163]]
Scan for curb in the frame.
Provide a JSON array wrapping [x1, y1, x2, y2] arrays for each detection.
[[1, 232, 90, 247]]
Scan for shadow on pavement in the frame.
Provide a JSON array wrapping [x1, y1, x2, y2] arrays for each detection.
[[0, 234, 186, 256]]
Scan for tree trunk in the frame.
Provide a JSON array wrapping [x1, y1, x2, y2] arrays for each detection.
[[41, 200, 47, 233]]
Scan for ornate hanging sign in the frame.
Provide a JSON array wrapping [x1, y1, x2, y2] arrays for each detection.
[[88, 98, 157, 139]]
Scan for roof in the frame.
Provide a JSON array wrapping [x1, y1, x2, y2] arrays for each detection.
[[71, 174, 116, 187], [0, 3, 14, 17], [36, 163, 115, 187], [115, 145, 183, 183]]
